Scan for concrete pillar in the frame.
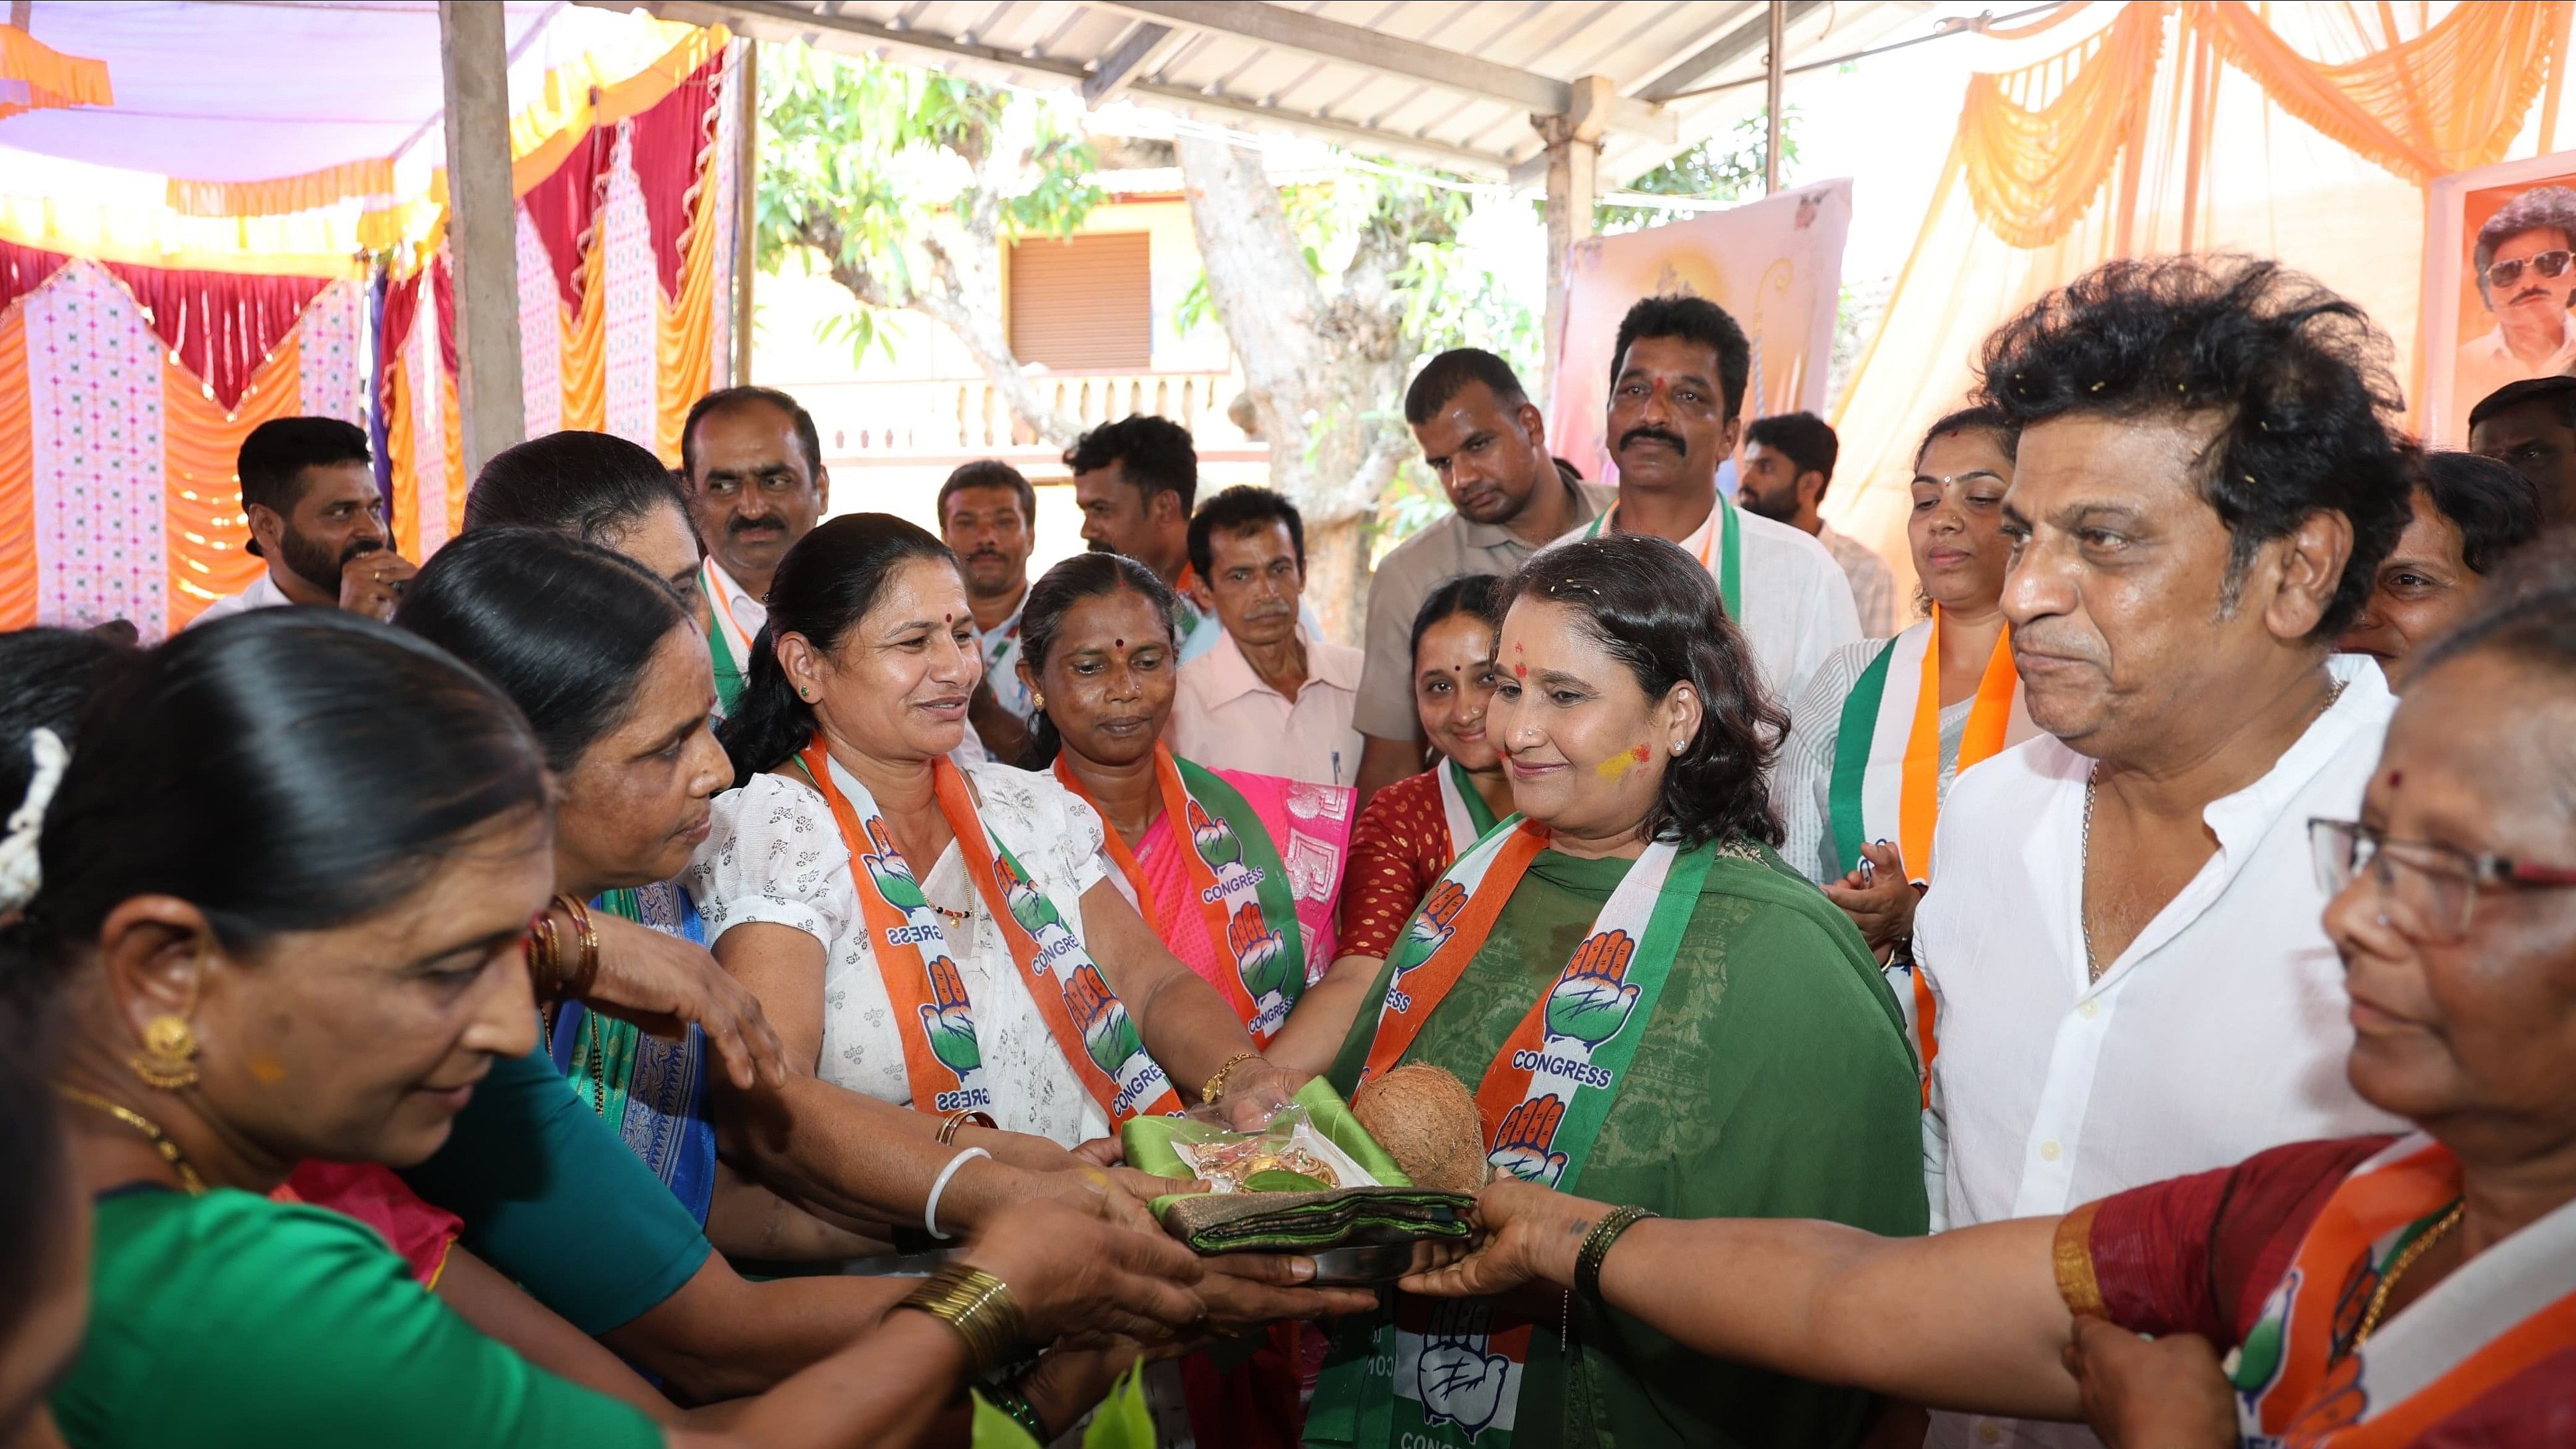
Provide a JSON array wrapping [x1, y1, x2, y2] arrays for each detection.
[[731, 39, 759, 387], [1537, 75, 1614, 414], [1765, 1, 1785, 194], [439, 0, 526, 479]]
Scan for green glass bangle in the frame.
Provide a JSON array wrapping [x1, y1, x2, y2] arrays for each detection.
[[979, 1384, 1050, 1442], [1573, 1204, 1658, 1303]]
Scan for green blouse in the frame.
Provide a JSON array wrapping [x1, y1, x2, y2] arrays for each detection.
[[1322, 844, 1929, 1449], [54, 1187, 663, 1449]]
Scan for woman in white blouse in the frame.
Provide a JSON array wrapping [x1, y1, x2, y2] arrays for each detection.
[[691, 515, 1307, 1155]]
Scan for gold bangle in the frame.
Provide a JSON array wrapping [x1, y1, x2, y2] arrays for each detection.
[[525, 913, 562, 996], [552, 893, 600, 1000], [936, 1108, 997, 1145], [1200, 1050, 1259, 1105], [896, 1263, 1025, 1376]]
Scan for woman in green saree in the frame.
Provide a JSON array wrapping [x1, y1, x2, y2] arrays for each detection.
[[1310, 532, 1928, 1449]]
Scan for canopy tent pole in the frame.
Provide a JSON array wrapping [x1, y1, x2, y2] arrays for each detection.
[[1536, 75, 1613, 413], [1764, 1, 1785, 193], [731, 37, 758, 387], [439, 0, 526, 479]]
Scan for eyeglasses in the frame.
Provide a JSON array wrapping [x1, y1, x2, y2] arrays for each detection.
[[2486, 250, 2573, 290], [2309, 818, 2576, 944]]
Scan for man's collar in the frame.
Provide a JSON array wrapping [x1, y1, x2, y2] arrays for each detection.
[[1198, 622, 1350, 702]]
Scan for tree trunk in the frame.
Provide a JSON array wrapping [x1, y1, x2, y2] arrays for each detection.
[[1175, 135, 1419, 643]]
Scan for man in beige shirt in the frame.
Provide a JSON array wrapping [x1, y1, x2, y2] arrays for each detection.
[[1351, 349, 1614, 803], [1166, 485, 1365, 789]]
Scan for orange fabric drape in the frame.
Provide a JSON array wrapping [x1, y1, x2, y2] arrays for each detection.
[[1958, 3, 2172, 248], [164, 334, 302, 631], [387, 357, 419, 559], [0, 310, 32, 629], [2189, 1, 2566, 185], [655, 126, 723, 463], [1829, 1, 2576, 605], [441, 367, 464, 545], [562, 260, 608, 435], [0, 23, 112, 120]]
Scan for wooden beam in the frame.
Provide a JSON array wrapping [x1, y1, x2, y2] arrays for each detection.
[[585, 0, 1519, 174], [1094, 0, 1676, 143], [1083, 20, 1179, 107], [731, 37, 758, 387], [1638, 0, 1825, 103], [439, 0, 525, 478], [1537, 77, 1610, 414]]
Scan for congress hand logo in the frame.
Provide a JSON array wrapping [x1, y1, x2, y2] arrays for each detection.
[[1543, 929, 1640, 1048], [1417, 1309, 1511, 1438], [1187, 798, 1242, 871], [1486, 1095, 1569, 1186], [1228, 901, 1292, 1000], [1403, 879, 1469, 965], [916, 952, 982, 1078], [860, 817, 927, 913], [1067, 962, 1144, 1076], [998, 851, 1063, 937]]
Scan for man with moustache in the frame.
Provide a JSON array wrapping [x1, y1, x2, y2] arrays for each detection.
[[2456, 186, 2576, 411], [1560, 296, 1861, 713], [1167, 485, 1364, 789], [1738, 411, 1897, 638], [1352, 349, 1614, 802], [1910, 257, 2413, 1449], [2469, 374, 2576, 522], [681, 386, 829, 709], [193, 416, 415, 625], [938, 459, 1039, 761]]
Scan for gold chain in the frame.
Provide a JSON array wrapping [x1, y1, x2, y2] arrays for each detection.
[[2354, 1199, 2465, 1346], [55, 1085, 209, 1195]]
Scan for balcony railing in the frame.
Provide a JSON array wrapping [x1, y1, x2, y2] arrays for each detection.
[[783, 369, 1249, 459]]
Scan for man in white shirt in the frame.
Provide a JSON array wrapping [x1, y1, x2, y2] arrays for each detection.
[[681, 386, 830, 710], [938, 459, 1039, 762], [192, 417, 415, 626], [1166, 486, 1364, 789], [1554, 295, 1860, 711], [1738, 410, 1897, 638], [1913, 256, 2418, 1449]]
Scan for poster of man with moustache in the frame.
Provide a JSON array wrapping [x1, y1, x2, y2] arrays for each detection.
[[2426, 152, 2576, 444]]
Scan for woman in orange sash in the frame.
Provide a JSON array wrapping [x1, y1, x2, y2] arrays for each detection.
[[1403, 582, 2576, 1446]]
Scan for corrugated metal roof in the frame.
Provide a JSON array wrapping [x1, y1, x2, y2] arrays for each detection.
[[608, 0, 1931, 181]]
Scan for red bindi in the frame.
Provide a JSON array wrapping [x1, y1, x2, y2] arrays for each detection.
[[1513, 663, 1527, 678], [1115, 638, 1125, 648], [2386, 769, 2404, 788]]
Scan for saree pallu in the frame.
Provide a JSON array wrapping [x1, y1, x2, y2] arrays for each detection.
[[549, 880, 719, 1225], [1127, 765, 1352, 995]]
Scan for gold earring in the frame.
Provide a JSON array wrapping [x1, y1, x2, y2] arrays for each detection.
[[129, 1012, 201, 1091], [1032, 692, 1046, 711]]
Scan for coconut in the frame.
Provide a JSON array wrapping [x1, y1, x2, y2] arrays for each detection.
[[1351, 1063, 1489, 1193]]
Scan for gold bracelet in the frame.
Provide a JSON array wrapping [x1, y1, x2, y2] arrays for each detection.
[[552, 893, 601, 1000], [936, 1108, 997, 1145], [896, 1263, 1025, 1376], [1200, 1050, 1259, 1105], [525, 912, 562, 996]]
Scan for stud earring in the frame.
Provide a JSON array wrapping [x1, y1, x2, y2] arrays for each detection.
[[128, 1012, 201, 1092], [1032, 692, 1046, 711], [799, 687, 813, 702]]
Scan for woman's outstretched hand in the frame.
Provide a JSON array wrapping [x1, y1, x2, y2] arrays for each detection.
[[580, 911, 789, 1092], [958, 1197, 1208, 1346], [1399, 1178, 1609, 1300]]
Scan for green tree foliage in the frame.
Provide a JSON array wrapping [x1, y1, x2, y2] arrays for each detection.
[[756, 47, 1104, 439], [1594, 109, 1799, 235]]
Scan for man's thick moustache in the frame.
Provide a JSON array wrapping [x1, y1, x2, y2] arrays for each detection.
[[1617, 429, 1688, 457]]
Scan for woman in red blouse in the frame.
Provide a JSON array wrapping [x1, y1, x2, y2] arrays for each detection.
[[1298, 574, 1513, 1053]]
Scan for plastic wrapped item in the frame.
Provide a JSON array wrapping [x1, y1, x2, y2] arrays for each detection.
[[1167, 1106, 1379, 1195]]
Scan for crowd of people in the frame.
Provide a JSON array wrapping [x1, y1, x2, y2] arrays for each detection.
[[2, 250, 2571, 1449]]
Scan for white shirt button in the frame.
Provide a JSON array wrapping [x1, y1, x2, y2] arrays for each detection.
[[1978, 1423, 2002, 1444], [2078, 999, 2100, 1020], [2039, 1140, 2062, 1162]]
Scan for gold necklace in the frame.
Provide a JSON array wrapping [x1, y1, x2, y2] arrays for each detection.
[[2354, 1199, 2465, 1345], [55, 1084, 210, 1195]]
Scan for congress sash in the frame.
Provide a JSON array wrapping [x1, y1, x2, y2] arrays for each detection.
[[1434, 759, 1501, 869], [801, 738, 1182, 1126], [1324, 817, 1714, 1448], [2229, 1133, 2576, 1447], [1053, 746, 1308, 1042], [700, 558, 762, 715], [1580, 492, 1742, 620]]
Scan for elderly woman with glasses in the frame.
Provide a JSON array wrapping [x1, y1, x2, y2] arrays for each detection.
[[1397, 575, 2576, 1446]]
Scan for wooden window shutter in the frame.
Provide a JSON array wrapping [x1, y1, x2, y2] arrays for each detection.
[[1009, 232, 1152, 371]]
